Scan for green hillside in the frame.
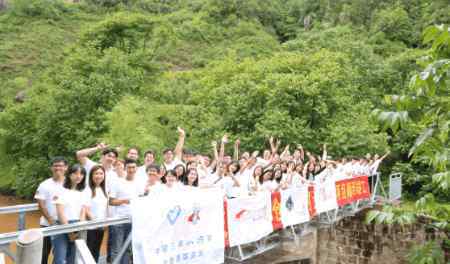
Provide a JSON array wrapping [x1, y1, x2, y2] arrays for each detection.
[[0, 0, 448, 202]]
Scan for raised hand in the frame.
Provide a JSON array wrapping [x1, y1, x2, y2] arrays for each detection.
[[221, 134, 228, 144], [177, 127, 185, 137], [97, 142, 108, 150]]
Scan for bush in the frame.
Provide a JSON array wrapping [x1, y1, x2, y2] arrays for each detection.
[[11, 0, 69, 20]]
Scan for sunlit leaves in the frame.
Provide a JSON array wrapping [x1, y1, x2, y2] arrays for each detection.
[[408, 241, 445, 264], [365, 205, 416, 225]]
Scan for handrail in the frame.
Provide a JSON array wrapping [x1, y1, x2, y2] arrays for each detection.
[[0, 203, 38, 215], [0, 217, 131, 245], [75, 239, 96, 264]]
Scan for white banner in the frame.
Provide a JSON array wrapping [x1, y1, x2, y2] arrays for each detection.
[[226, 192, 273, 247], [131, 188, 225, 264], [314, 178, 338, 214], [280, 187, 310, 227]]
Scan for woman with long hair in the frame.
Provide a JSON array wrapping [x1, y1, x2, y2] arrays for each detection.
[[85, 165, 107, 262], [184, 168, 199, 187], [52, 164, 87, 264]]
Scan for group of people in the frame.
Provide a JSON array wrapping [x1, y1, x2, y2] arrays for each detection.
[[35, 127, 389, 264]]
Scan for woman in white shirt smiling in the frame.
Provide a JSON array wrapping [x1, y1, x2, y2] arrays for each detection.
[[85, 165, 108, 262], [53, 164, 88, 264]]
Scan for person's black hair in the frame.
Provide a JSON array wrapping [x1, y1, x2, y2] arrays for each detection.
[[228, 161, 240, 175], [163, 148, 173, 155], [146, 164, 160, 173], [124, 158, 137, 167], [50, 156, 68, 166], [274, 169, 283, 183], [64, 164, 86, 191], [88, 165, 106, 198], [102, 148, 118, 158], [144, 150, 155, 158], [161, 169, 176, 184], [260, 169, 273, 185], [128, 146, 140, 153], [183, 168, 199, 187], [173, 164, 186, 181], [253, 165, 263, 179], [183, 149, 194, 155]]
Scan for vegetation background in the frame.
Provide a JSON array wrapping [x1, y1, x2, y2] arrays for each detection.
[[0, 1, 448, 261]]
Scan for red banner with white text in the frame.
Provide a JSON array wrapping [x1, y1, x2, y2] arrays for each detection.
[[335, 176, 370, 206]]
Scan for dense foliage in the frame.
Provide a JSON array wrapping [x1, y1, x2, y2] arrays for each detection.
[[0, 0, 448, 203]]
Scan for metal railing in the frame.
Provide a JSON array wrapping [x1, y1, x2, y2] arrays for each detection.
[[0, 172, 401, 263], [75, 240, 96, 264]]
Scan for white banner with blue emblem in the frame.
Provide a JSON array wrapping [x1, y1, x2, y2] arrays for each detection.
[[131, 187, 225, 264], [280, 186, 310, 227], [314, 178, 338, 214]]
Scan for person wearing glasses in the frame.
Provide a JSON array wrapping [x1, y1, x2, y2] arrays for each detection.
[[34, 157, 68, 264]]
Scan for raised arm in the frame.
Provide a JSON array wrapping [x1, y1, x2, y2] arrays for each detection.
[[321, 144, 327, 161], [76, 143, 108, 165], [280, 145, 290, 160], [269, 136, 279, 155], [209, 141, 219, 170], [379, 150, 390, 161], [233, 139, 240, 161], [219, 134, 227, 163], [174, 127, 185, 161]]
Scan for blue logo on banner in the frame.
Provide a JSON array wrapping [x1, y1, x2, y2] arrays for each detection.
[[167, 205, 182, 225]]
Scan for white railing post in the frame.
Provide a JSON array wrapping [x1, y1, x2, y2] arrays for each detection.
[[16, 229, 43, 264], [75, 240, 96, 264]]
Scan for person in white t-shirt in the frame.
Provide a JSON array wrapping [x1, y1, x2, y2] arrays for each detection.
[[85, 165, 108, 262], [259, 169, 279, 192], [184, 168, 199, 187], [34, 156, 68, 264], [136, 150, 156, 190], [163, 127, 186, 170], [52, 164, 88, 264], [142, 164, 164, 195], [109, 159, 140, 264], [126, 147, 139, 161], [76, 143, 119, 194]]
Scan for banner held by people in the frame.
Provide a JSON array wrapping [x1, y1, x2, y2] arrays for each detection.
[[279, 187, 310, 227], [226, 192, 273, 247], [131, 188, 225, 264], [314, 178, 338, 214]]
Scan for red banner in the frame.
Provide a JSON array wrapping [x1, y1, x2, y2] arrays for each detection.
[[271, 192, 283, 230], [308, 185, 317, 217], [224, 199, 230, 248], [335, 176, 370, 206]]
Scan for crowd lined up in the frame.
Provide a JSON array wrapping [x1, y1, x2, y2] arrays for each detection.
[[34, 128, 389, 264]]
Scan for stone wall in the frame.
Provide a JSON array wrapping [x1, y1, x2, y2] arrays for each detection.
[[316, 209, 446, 264], [231, 209, 446, 264]]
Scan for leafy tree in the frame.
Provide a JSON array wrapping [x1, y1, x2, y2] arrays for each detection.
[[368, 24, 450, 263]]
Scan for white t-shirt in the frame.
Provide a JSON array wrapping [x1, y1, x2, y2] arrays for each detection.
[[54, 188, 89, 222], [135, 165, 149, 192], [261, 180, 278, 192], [256, 158, 270, 167], [214, 176, 235, 198], [34, 178, 65, 226], [84, 158, 119, 194], [87, 187, 108, 220], [163, 158, 185, 171], [109, 177, 141, 217]]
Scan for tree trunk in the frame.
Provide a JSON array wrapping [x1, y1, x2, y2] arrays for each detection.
[[0, 0, 6, 11]]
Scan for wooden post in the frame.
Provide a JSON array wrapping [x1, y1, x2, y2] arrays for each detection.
[[16, 229, 43, 264]]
